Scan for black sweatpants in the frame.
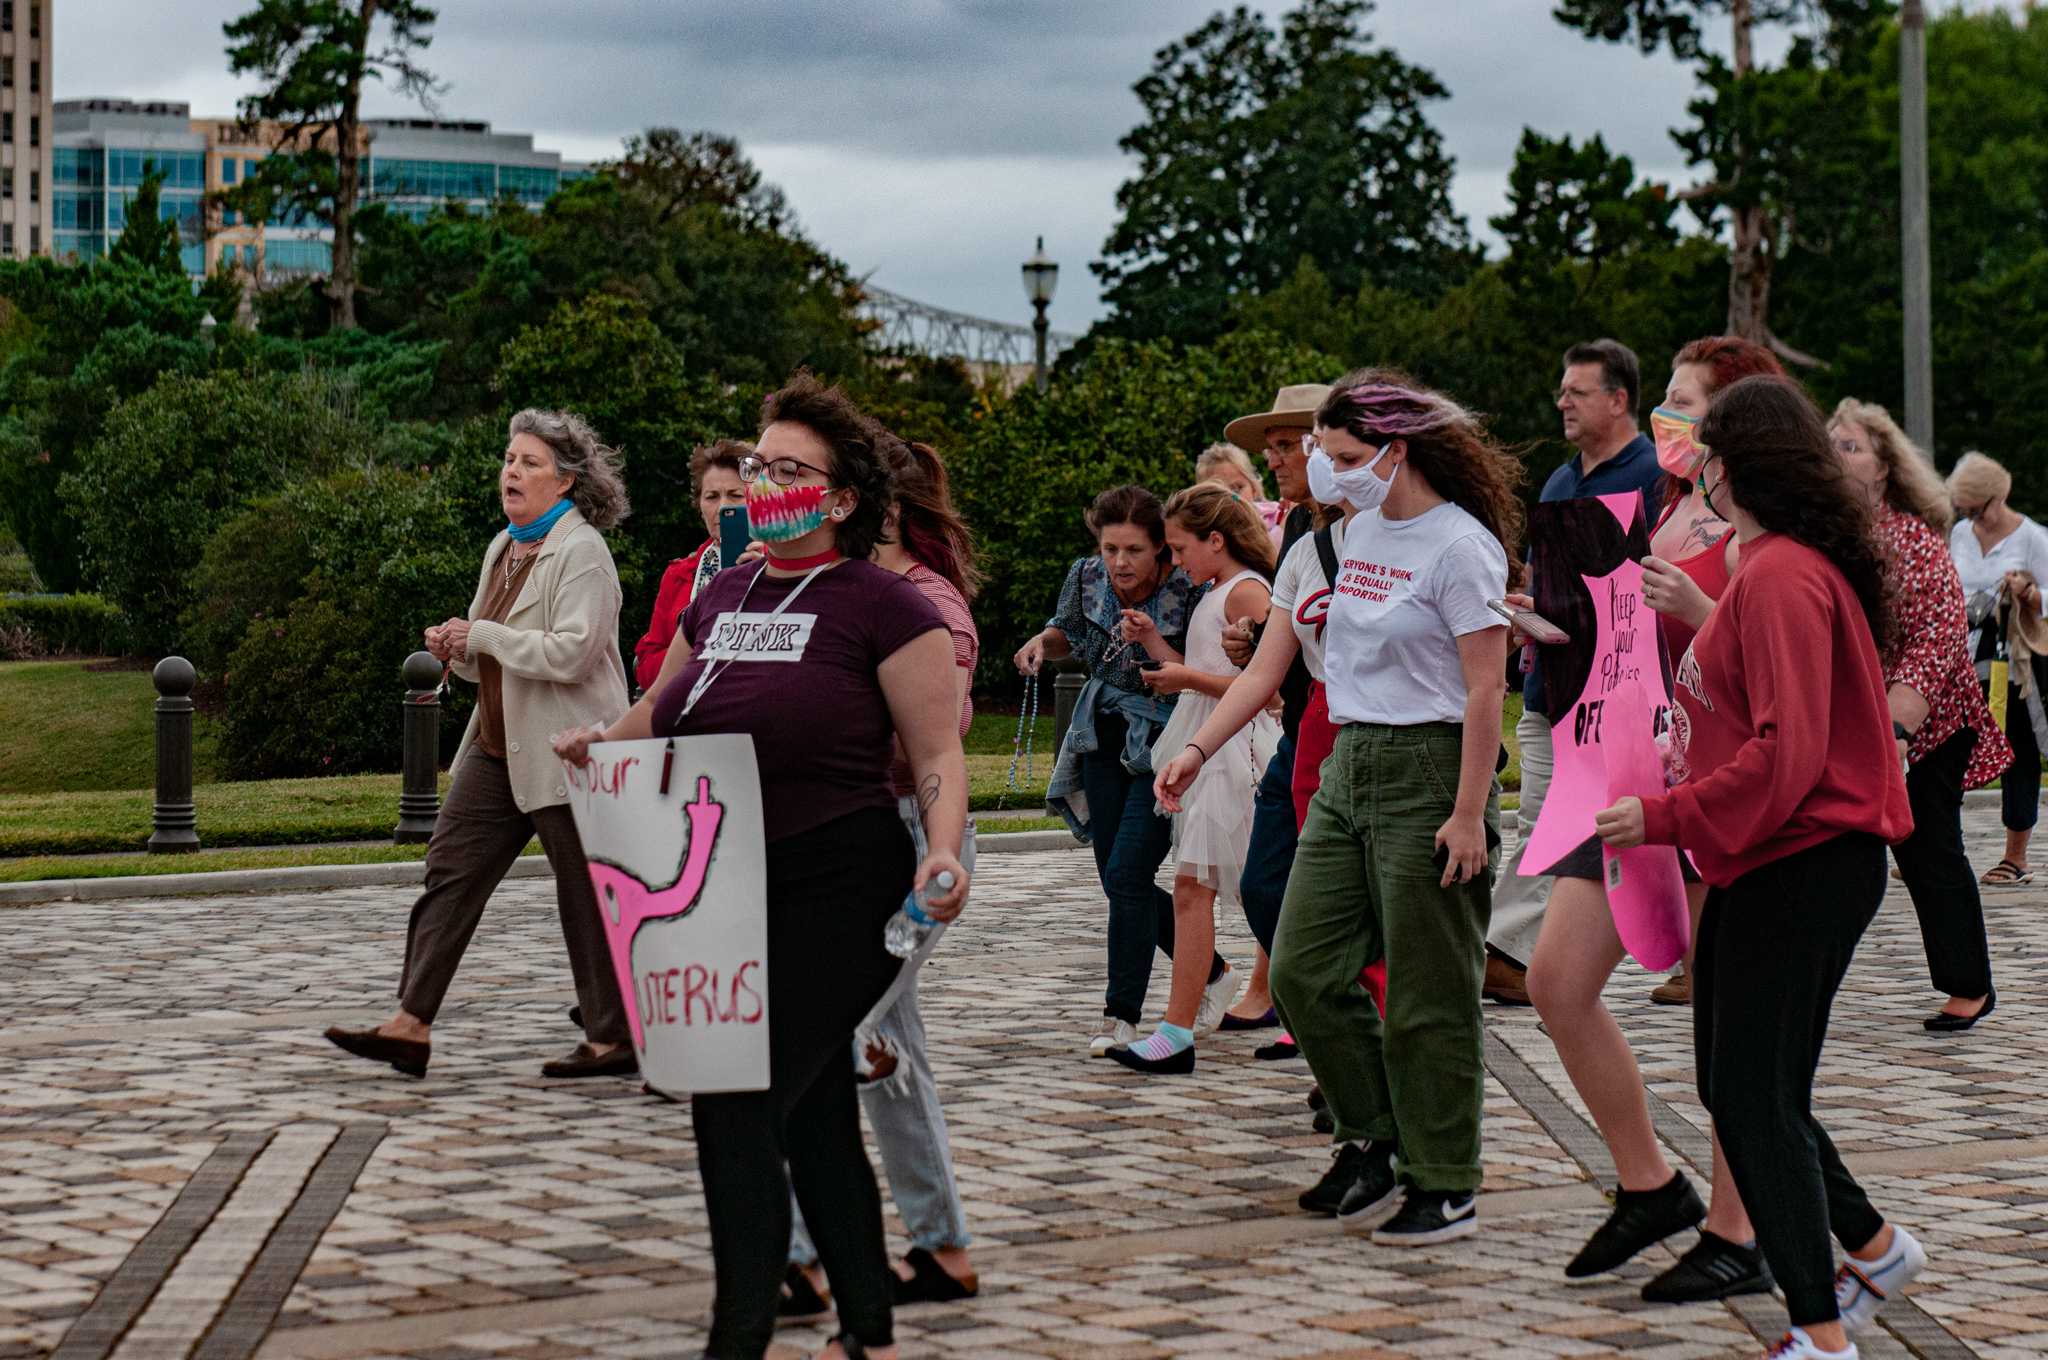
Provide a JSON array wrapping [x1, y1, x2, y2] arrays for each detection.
[[691, 806, 910, 1358], [1894, 728, 1995, 998], [1695, 833, 1889, 1327]]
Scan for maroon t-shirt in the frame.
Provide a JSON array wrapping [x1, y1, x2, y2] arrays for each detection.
[[652, 560, 944, 842]]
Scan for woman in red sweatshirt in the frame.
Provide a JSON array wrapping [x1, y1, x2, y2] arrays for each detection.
[[1595, 377, 1921, 1360]]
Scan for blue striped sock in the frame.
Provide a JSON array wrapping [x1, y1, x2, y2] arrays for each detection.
[[1129, 1022, 1193, 1061]]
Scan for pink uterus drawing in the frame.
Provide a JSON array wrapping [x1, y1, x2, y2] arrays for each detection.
[[587, 776, 726, 1053]]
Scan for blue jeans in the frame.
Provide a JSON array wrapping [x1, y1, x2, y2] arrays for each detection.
[[791, 803, 975, 1265], [1079, 711, 1184, 1023], [1238, 733, 1298, 954]]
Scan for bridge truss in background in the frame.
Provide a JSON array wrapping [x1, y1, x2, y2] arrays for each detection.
[[858, 284, 1081, 370]]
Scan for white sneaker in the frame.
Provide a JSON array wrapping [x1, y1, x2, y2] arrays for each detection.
[[1764, 1327, 1856, 1359], [1194, 963, 1239, 1037], [1834, 1224, 1926, 1334], [1089, 1016, 1136, 1056]]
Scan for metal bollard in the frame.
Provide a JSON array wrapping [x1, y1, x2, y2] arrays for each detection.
[[395, 651, 443, 843], [148, 656, 199, 853], [1053, 664, 1085, 754]]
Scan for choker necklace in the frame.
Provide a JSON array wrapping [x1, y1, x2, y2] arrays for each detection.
[[764, 546, 843, 571]]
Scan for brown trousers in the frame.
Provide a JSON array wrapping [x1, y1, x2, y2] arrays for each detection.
[[397, 752, 628, 1046]]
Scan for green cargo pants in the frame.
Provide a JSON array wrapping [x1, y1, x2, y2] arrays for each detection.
[[1270, 721, 1493, 1192]]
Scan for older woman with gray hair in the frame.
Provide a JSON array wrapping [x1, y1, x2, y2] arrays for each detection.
[[1946, 450, 2048, 886], [325, 408, 635, 1080]]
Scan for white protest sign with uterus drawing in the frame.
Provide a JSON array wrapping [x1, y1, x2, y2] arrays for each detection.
[[561, 735, 768, 1095]]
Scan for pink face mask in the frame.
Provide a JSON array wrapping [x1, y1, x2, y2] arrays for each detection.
[[1650, 407, 1706, 479]]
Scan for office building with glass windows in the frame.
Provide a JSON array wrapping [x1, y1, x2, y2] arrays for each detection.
[[2, 0, 53, 259], [51, 98, 587, 280]]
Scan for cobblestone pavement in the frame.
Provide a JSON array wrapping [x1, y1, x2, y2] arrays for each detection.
[[1, 809, 2043, 1358]]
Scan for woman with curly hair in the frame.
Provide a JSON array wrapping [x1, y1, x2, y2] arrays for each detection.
[[1597, 377, 1921, 1360], [556, 373, 971, 1360], [325, 408, 635, 1081], [1831, 400, 2007, 1030], [1260, 369, 1519, 1244]]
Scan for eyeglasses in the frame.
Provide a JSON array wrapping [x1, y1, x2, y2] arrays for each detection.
[[1829, 436, 1863, 457], [739, 454, 834, 487]]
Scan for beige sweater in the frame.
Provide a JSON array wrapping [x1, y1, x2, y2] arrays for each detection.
[[450, 506, 629, 813]]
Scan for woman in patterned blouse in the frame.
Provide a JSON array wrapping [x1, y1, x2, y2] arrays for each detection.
[[1831, 399, 2010, 1031]]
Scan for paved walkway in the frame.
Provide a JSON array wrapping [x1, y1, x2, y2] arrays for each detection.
[[1, 809, 2043, 1358]]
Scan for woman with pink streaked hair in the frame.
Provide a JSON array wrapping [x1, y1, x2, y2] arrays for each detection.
[[1240, 369, 1520, 1243]]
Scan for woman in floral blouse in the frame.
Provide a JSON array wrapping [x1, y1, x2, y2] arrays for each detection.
[[1831, 399, 2010, 1032]]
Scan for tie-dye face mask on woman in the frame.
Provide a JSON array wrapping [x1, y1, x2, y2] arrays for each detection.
[[746, 481, 828, 542], [1649, 407, 1707, 479]]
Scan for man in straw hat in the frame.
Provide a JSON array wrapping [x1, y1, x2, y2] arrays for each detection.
[[1215, 383, 1331, 1042]]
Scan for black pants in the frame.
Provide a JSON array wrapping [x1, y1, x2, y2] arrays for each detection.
[[2001, 673, 2042, 832], [1895, 728, 1995, 997], [1078, 711, 1221, 1022], [1695, 833, 1888, 1327], [691, 806, 909, 1358]]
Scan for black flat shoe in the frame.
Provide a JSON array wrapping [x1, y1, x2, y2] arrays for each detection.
[[1218, 1006, 1279, 1032], [324, 1025, 429, 1078], [1642, 1230, 1775, 1302], [1255, 1038, 1301, 1061], [778, 1263, 831, 1318], [1108, 1043, 1195, 1074], [892, 1246, 978, 1305], [1925, 989, 1995, 1032], [541, 1042, 638, 1079], [1566, 1172, 1706, 1277]]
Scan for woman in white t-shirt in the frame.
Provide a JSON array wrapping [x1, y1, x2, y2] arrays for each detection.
[[1946, 452, 2048, 884], [1166, 370, 1518, 1243]]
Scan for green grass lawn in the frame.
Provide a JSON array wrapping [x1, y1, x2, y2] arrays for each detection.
[[0, 673, 1506, 865], [0, 660, 224, 794]]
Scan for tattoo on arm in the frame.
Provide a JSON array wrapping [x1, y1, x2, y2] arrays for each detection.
[[918, 773, 941, 817]]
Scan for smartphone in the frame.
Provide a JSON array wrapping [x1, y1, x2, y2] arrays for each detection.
[[718, 505, 751, 567], [1488, 598, 1570, 646], [1137, 659, 1165, 672]]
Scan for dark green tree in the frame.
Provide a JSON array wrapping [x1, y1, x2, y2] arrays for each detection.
[[109, 162, 189, 275], [1492, 132, 1678, 291], [1554, 0, 1889, 357], [1094, 0, 1471, 343], [610, 128, 791, 231], [218, 0, 443, 330]]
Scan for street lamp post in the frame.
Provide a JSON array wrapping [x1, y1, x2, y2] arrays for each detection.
[[1900, 0, 1933, 450], [1021, 237, 1059, 394]]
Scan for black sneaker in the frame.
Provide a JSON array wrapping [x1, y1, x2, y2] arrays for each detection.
[[1371, 1189, 1477, 1245], [1298, 1140, 1396, 1220], [1565, 1172, 1707, 1277], [1642, 1230, 1776, 1303]]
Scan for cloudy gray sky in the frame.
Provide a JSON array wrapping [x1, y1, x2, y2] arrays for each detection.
[[54, 2, 2009, 330]]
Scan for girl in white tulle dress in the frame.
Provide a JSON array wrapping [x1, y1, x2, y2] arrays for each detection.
[[1110, 482, 1280, 1074]]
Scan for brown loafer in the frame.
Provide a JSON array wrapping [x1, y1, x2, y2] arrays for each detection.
[[541, 1042, 638, 1079], [324, 1025, 429, 1078], [1650, 973, 1691, 1006], [1482, 954, 1530, 1007]]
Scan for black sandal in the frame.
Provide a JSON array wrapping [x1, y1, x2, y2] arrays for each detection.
[[891, 1246, 978, 1304], [818, 1333, 872, 1358], [778, 1263, 831, 1318]]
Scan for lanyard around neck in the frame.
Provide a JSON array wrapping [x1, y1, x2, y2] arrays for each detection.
[[679, 562, 830, 719]]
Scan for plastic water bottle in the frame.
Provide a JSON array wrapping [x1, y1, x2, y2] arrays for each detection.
[[884, 872, 955, 959]]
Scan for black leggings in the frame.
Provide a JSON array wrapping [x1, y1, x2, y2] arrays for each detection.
[[1695, 833, 1888, 1327], [691, 806, 910, 1358]]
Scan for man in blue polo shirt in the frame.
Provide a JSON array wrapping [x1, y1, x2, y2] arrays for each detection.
[[1485, 339, 1663, 1005]]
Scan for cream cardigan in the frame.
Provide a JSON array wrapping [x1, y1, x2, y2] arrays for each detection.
[[449, 506, 629, 813]]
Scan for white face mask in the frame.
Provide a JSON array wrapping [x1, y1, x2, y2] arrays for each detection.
[[1306, 441, 1396, 513]]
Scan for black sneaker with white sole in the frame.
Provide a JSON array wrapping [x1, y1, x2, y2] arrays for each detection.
[[1371, 1189, 1476, 1244], [1298, 1140, 1397, 1220]]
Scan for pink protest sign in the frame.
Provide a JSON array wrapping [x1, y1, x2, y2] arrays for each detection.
[[1516, 491, 1688, 967], [561, 735, 768, 1096], [1599, 679, 1689, 971]]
